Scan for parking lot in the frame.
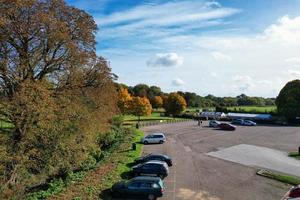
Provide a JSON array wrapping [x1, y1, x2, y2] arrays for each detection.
[[142, 121, 300, 200]]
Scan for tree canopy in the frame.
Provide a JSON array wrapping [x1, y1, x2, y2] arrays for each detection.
[[0, 0, 118, 198], [276, 79, 300, 121], [164, 93, 187, 116]]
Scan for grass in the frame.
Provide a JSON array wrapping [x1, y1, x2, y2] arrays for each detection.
[[45, 128, 144, 200], [288, 152, 300, 160], [257, 169, 300, 185], [227, 106, 277, 113], [0, 121, 14, 129]]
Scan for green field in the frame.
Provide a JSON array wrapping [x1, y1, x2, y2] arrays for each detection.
[[226, 106, 277, 113]]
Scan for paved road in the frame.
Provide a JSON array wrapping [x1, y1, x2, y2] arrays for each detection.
[[142, 121, 299, 200], [208, 144, 300, 177]]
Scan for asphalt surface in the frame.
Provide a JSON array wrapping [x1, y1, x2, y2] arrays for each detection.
[[141, 121, 300, 200], [207, 144, 300, 177]]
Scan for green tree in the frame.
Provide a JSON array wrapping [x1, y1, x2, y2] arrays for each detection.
[[276, 79, 300, 121], [164, 93, 187, 116], [133, 84, 149, 97]]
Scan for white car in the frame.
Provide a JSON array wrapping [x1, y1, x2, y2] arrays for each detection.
[[141, 133, 166, 144], [209, 120, 220, 127]]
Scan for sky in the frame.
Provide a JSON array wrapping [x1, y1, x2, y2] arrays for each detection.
[[66, 0, 300, 97]]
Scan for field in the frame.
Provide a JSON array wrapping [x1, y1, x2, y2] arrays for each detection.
[[226, 106, 277, 113]]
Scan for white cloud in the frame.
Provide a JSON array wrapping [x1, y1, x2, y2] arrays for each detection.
[[147, 53, 184, 67], [285, 57, 300, 63], [172, 78, 186, 86], [233, 75, 252, 82], [211, 51, 232, 62], [288, 69, 300, 76], [97, 1, 240, 27]]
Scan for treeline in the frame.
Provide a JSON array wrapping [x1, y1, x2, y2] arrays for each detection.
[[116, 83, 275, 108]]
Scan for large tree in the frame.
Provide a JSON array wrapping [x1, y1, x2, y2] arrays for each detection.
[[0, 0, 118, 197], [164, 93, 187, 116], [276, 79, 300, 121], [130, 97, 152, 122]]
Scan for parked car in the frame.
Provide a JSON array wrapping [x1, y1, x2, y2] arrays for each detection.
[[135, 154, 173, 166], [141, 133, 166, 144], [132, 161, 169, 178], [218, 123, 236, 131], [231, 119, 244, 125], [209, 120, 221, 127], [243, 120, 257, 126], [282, 185, 300, 199], [111, 176, 164, 200]]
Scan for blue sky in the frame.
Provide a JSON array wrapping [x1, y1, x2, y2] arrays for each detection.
[[66, 0, 300, 97]]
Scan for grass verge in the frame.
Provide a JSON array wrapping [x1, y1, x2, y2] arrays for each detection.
[[288, 152, 300, 160], [44, 128, 144, 200], [257, 169, 300, 185]]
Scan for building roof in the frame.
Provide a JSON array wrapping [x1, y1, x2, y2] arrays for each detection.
[[227, 112, 272, 119]]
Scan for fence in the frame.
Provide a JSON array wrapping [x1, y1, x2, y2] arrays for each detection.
[[133, 118, 192, 128]]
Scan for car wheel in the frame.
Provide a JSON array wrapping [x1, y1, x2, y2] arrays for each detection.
[[144, 141, 148, 144], [148, 194, 156, 200], [159, 140, 163, 144], [159, 174, 164, 179]]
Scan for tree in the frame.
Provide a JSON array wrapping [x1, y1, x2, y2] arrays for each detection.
[[151, 96, 163, 109], [276, 79, 300, 121], [133, 84, 149, 97], [164, 93, 187, 116], [0, 0, 118, 197], [117, 87, 132, 114], [148, 86, 162, 100], [130, 97, 152, 121]]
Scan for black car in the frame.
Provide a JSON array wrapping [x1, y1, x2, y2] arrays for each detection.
[[132, 161, 169, 179], [111, 176, 164, 200], [135, 154, 173, 166]]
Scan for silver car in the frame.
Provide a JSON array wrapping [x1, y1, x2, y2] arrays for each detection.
[[141, 133, 166, 144], [209, 120, 220, 127]]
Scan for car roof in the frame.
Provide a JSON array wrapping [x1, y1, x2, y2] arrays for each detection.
[[131, 176, 161, 182], [152, 133, 165, 135], [145, 160, 167, 165], [147, 153, 169, 158]]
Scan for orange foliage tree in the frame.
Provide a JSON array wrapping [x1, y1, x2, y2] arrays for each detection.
[[117, 87, 132, 114], [164, 93, 187, 116], [151, 96, 163, 109], [130, 97, 152, 121]]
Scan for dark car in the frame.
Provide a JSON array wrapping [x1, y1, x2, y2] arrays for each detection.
[[231, 119, 244, 125], [132, 161, 169, 178], [218, 123, 236, 131], [111, 176, 164, 200], [135, 154, 173, 166]]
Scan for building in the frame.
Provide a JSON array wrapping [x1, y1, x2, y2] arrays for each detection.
[[199, 112, 226, 120], [227, 112, 272, 120]]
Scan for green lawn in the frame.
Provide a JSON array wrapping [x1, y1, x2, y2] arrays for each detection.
[[227, 106, 277, 113], [257, 169, 300, 185], [288, 152, 300, 160]]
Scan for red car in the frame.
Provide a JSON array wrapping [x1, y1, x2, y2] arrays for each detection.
[[218, 123, 236, 131], [283, 185, 300, 199]]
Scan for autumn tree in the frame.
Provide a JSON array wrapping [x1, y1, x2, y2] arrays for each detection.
[[276, 79, 300, 121], [117, 87, 132, 114], [130, 97, 152, 122], [164, 93, 187, 117], [151, 96, 163, 109], [0, 0, 118, 197]]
